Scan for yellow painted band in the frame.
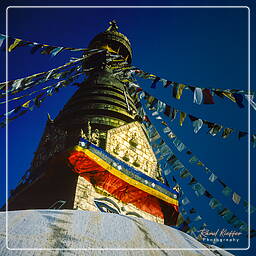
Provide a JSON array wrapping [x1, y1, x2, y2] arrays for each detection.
[[73, 146, 178, 206]]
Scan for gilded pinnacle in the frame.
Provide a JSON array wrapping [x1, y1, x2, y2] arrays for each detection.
[[106, 20, 119, 32]]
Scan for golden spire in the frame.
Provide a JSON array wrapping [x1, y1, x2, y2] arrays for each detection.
[[106, 20, 119, 32]]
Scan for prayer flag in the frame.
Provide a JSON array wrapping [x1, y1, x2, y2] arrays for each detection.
[[208, 124, 223, 136], [50, 47, 64, 56], [188, 177, 197, 185], [193, 88, 203, 104], [157, 101, 166, 113], [8, 38, 22, 52], [232, 192, 241, 205], [222, 186, 232, 197], [209, 173, 218, 182], [41, 46, 57, 55], [0, 34, 6, 48], [182, 197, 190, 205], [189, 208, 196, 214], [193, 215, 202, 222], [238, 131, 248, 139], [202, 89, 214, 104], [221, 128, 233, 138], [151, 77, 160, 88], [223, 92, 236, 102], [180, 169, 191, 178], [179, 112, 186, 126], [233, 93, 245, 108], [193, 119, 203, 133], [171, 108, 178, 121], [173, 138, 186, 152], [204, 190, 213, 199], [209, 198, 221, 209], [189, 156, 198, 164], [164, 80, 172, 88], [192, 183, 206, 196], [176, 84, 186, 100], [214, 90, 224, 98], [22, 100, 31, 108], [188, 115, 197, 122], [31, 43, 43, 54], [164, 105, 171, 116], [172, 83, 178, 98]]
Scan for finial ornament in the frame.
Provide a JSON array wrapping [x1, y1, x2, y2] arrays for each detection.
[[106, 20, 119, 32]]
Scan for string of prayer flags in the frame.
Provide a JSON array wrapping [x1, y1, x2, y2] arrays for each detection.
[[0, 84, 53, 104], [144, 117, 250, 234], [0, 34, 92, 56], [132, 68, 255, 110], [2, 70, 84, 103], [2, 91, 48, 126], [0, 72, 82, 127], [140, 110, 252, 237], [0, 56, 88, 97], [178, 194, 206, 232], [140, 93, 255, 215], [148, 127, 247, 233], [141, 91, 255, 144]]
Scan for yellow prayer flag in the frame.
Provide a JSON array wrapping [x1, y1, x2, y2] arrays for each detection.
[[22, 100, 31, 108], [197, 161, 204, 166], [8, 39, 22, 52], [223, 92, 236, 102], [176, 84, 186, 100], [179, 112, 186, 126]]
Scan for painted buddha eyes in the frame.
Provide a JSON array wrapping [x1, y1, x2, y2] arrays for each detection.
[[94, 199, 120, 214], [94, 197, 143, 218]]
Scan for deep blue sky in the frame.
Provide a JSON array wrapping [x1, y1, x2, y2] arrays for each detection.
[[0, 1, 255, 255]]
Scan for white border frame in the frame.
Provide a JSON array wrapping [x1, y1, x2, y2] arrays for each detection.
[[5, 5, 251, 252]]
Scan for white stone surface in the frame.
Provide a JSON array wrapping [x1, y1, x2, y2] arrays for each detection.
[[0, 210, 234, 256]]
